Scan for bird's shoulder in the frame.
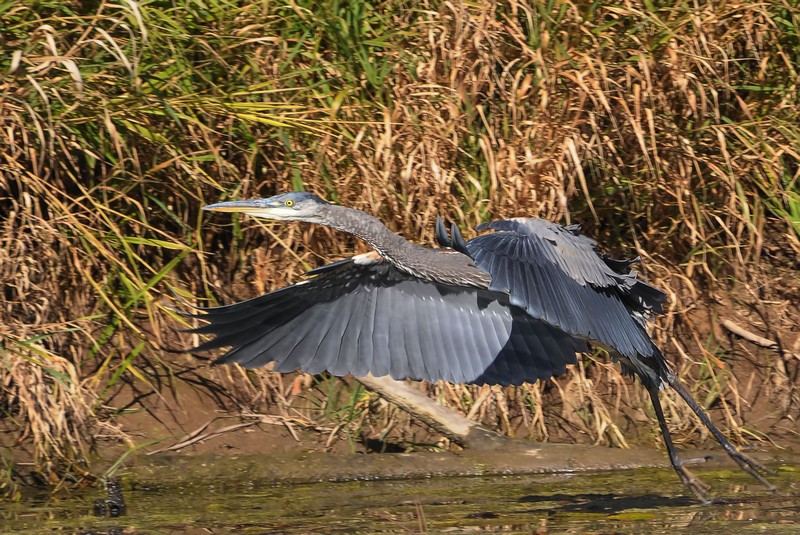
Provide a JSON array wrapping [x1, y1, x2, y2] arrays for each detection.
[[394, 244, 492, 288], [306, 247, 488, 289]]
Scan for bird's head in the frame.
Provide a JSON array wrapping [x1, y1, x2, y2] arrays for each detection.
[[203, 192, 330, 223]]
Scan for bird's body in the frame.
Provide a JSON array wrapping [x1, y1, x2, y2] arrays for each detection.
[[193, 191, 775, 502]]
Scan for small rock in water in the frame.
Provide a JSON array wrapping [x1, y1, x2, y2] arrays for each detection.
[[93, 477, 126, 518]]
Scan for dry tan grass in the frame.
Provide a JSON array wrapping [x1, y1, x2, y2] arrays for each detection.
[[236, 0, 798, 450], [1, 0, 798, 490]]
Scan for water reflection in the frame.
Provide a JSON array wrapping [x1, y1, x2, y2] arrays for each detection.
[[1, 465, 796, 533]]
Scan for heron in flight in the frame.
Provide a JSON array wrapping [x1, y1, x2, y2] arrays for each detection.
[[192, 191, 775, 502]]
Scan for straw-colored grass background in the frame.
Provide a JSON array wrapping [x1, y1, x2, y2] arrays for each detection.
[[1, 0, 798, 495]]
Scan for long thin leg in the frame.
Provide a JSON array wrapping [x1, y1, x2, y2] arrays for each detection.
[[647, 385, 712, 503], [665, 373, 777, 491]]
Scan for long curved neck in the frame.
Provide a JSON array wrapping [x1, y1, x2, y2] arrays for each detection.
[[320, 204, 410, 259], [318, 204, 491, 288]]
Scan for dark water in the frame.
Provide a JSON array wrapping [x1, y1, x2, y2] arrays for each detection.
[[2, 464, 797, 533]]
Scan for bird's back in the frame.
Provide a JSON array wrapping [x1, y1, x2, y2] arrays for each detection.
[[385, 241, 492, 289]]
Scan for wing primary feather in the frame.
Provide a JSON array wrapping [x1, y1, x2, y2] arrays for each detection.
[[387, 288, 410, 380], [426, 292, 454, 382], [533, 327, 563, 379], [508, 323, 538, 383], [275, 303, 335, 372], [285, 300, 341, 373], [433, 293, 463, 382], [542, 263, 579, 333], [192, 301, 306, 352], [479, 306, 505, 365], [444, 298, 474, 383], [195, 282, 311, 319], [478, 308, 514, 385], [216, 312, 305, 368], [413, 293, 440, 382], [501, 313, 531, 385], [513, 316, 550, 381], [306, 302, 353, 375], [352, 286, 377, 377], [370, 282, 392, 377], [465, 305, 495, 383], [330, 290, 363, 376], [461, 300, 494, 384], [261, 307, 334, 371], [403, 294, 427, 381]]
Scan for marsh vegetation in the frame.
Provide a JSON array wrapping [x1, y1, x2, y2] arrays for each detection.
[[1, 0, 798, 499]]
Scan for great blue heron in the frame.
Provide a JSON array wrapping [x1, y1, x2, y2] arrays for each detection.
[[192, 191, 775, 502]]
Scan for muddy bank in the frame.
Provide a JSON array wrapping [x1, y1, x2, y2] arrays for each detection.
[[129, 442, 799, 488]]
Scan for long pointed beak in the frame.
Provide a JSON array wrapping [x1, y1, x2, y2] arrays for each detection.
[[203, 199, 274, 213]]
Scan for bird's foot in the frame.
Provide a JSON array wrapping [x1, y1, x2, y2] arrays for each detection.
[[726, 449, 778, 491], [676, 464, 712, 504]]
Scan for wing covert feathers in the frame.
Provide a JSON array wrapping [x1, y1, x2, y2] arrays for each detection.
[[468, 218, 666, 359], [191, 261, 585, 386]]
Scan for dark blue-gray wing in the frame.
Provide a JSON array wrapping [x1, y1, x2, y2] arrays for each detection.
[[188, 261, 586, 386], [466, 218, 665, 358]]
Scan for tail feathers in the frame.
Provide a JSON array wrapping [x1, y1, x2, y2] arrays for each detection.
[[615, 341, 672, 391], [630, 279, 668, 314]]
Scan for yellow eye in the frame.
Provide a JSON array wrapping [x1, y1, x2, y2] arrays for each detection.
[[285, 199, 294, 207]]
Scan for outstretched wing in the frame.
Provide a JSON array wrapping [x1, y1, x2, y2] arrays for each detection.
[[466, 218, 666, 359], [189, 258, 587, 386]]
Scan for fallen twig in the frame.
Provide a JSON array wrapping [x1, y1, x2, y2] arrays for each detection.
[[147, 419, 257, 454], [721, 319, 778, 349]]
